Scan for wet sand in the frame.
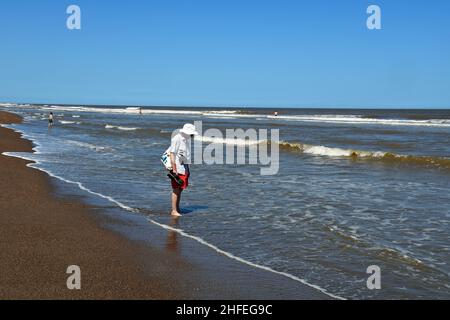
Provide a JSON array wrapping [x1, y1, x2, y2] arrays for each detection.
[[0, 111, 192, 299], [0, 111, 332, 300]]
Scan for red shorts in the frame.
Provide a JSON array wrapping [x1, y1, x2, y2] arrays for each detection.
[[171, 173, 189, 190]]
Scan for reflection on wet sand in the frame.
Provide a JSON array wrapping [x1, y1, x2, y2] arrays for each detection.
[[166, 217, 180, 252]]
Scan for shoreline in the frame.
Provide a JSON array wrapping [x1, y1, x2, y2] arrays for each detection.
[[0, 111, 192, 299], [0, 111, 333, 300]]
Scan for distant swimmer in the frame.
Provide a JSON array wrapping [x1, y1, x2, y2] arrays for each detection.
[[274, 111, 278, 117], [48, 112, 54, 127], [161, 123, 199, 217], [139, 107, 143, 115]]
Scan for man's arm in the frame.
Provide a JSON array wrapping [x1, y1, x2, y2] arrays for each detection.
[[169, 152, 177, 174], [168, 135, 181, 173]]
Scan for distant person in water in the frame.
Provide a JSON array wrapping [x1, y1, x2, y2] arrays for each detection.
[[48, 112, 54, 127], [274, 111, 278, 117], [165, 123, 199, 217], [139, 108, 143, 115]]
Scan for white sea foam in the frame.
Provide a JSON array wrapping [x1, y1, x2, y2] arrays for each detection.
[[36, 105, 252, 118], [205, 116, 240, 120], [147, 218, 344, 300], [196, 136, 381, 158], [201, 111, 257, 118], [3, 151, 138, 213], [195, 135, 263, 146], [268, 115, 450, 127], [302, 145, 385, 158], [196, 136, 380, 158], [303, 145, 356, 157], [203, 110, 239, 114], [282, 141, 392, 158], [59, 120, 77, 125], [41, 105, 204, 116], [11, 105, 449, 127], [279, 141, 450, 171], [66, 139, 114, 152], [105, 124, 140, 131]]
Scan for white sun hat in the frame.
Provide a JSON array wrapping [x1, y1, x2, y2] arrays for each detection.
[[180, 123, 199, 136]]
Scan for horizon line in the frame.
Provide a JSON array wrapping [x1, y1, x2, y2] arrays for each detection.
[[2, 100, 450, 110]]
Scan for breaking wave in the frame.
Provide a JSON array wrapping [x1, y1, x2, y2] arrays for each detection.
[[195, 135, 262, 146], [59, 120, 80, 125], [6, 104, 450, 127], [279, 141, 450, 170], [193, 136, 450, 170], [267, 115, 450, 127], [105, 124, 140, 131]]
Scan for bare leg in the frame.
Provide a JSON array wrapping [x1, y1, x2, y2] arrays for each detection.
[[171, 188, 182, 216], [176, 189, 182, 212]]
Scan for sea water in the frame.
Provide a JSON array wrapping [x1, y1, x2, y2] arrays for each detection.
[[2, 104, 450, 299]]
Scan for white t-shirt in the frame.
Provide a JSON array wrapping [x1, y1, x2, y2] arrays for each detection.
[[165, 133, 191, 175]]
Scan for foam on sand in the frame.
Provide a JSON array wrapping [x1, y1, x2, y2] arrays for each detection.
[[147, 218, 345, 300]]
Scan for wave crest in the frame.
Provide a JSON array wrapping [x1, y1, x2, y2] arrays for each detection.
[[105, 124, 139, 131], [279, 141, 450, 170]]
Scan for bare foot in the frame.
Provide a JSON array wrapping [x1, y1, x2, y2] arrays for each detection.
[[171, 210, 182, 217]]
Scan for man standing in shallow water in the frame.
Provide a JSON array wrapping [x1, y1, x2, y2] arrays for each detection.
[[48, 112, 54, 127], [165, 123, 199, 217]]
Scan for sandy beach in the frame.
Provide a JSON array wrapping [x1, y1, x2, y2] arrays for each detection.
[[0, 111, 331, 300], [0, 111, 193, 299]]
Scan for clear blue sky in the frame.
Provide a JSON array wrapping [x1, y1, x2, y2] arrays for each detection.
[[1, 0, 449, 108]]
